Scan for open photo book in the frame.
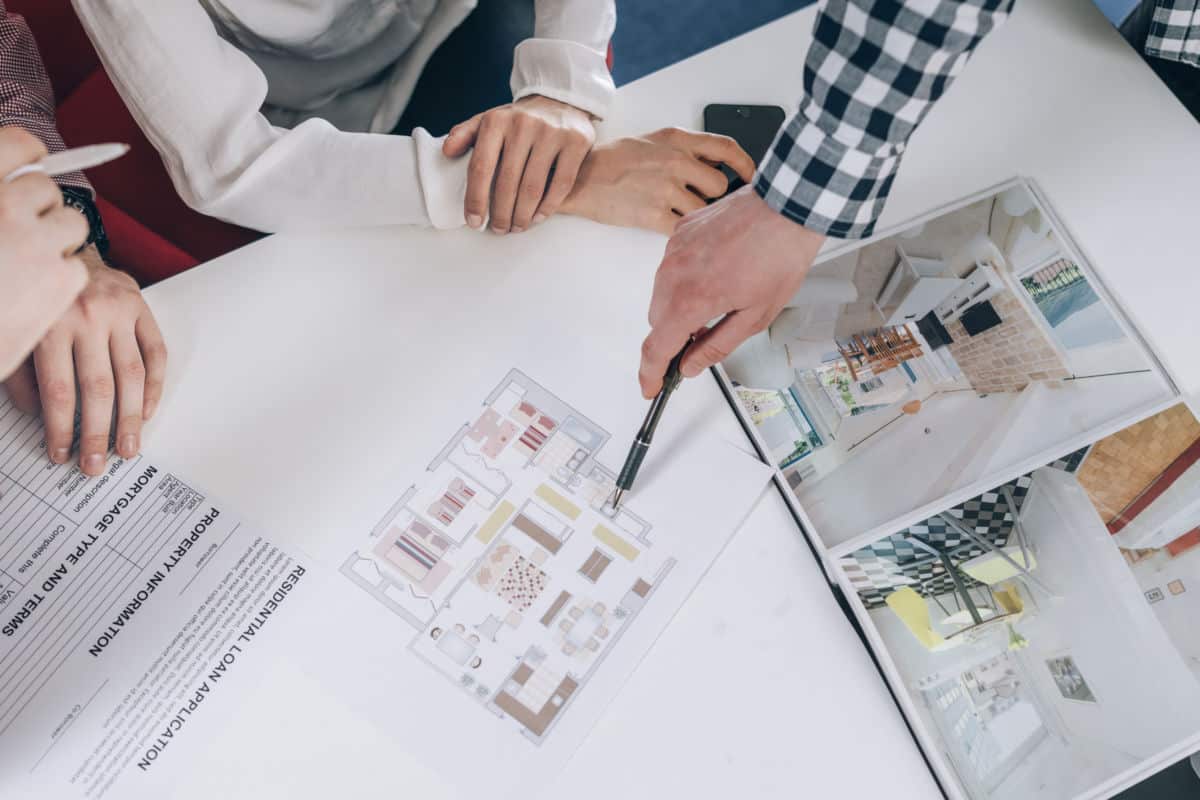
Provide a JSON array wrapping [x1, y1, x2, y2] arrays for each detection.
[[719, 178, 1200, 800]]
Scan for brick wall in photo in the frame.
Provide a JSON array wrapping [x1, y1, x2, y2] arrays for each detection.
[[946, 290, 1070, 394]]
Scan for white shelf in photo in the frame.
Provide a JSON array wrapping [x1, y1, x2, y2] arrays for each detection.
[[877, 245, 964, 327]]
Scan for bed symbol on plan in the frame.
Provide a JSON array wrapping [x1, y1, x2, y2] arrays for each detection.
[[339, 369, 678, 744]]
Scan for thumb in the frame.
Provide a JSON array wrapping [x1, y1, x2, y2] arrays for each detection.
[[680, 309, 765, 378], [443, 114, 484, 158]]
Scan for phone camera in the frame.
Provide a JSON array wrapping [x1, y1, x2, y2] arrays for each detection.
[[736, 107, 750, 118]]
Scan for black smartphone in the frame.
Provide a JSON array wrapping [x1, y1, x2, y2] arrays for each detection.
[[702, 103, 786, 198]]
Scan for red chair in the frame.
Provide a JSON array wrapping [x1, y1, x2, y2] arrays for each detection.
[[10, 0, 262, 285], [14, 2, 612, 285]]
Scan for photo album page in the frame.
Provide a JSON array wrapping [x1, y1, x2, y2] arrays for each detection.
[[719, 178, 1198, 800]]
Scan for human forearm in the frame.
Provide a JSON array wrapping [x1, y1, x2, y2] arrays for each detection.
[[70, 0, 469, 231], [756, 0, 1016, 238]]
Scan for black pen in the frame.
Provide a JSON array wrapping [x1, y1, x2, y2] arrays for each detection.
[[610, 340, 692, 511]]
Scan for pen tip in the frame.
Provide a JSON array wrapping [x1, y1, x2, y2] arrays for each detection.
[[610, 489, 624, 511]]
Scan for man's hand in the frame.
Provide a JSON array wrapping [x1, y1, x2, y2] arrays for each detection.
[[4, 247, 167, 475], [0, 128, 89, 377], [639, 185, 826, 397], [443, 95, 596, 234], [562, 128, 755, 235]]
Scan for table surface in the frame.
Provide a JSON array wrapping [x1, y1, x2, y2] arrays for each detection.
[[140, 0, 1200, 797]]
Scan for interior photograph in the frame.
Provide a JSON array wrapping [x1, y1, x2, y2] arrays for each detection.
[[837, 403, 1200, 800], [1079, 404, 1200, 681], [726, 180, 1176, 547]]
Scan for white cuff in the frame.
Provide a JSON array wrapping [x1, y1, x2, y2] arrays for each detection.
[[413, 128, 469, 230], [510, 38, 615, 120]]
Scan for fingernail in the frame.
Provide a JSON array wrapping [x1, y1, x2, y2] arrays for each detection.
[[682, 365, 701, 378], [511, 225, 525, 234], [533, 214, 546, 225], [466, 214, 483, 229], [51, 448, 69, 464], [83, 453, 104, 474], [120, 435, 138, 457], [492, 226, 507, 236]]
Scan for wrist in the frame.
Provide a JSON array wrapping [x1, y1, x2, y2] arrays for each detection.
[[60, 187, 109, 257]]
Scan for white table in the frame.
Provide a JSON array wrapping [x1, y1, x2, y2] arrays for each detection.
[[141, 1, 1200, 797]]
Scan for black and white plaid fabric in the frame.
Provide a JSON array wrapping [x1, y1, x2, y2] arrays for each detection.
[[1146, 1, 1200, 65], [757, 0, 1200, 239], [755, 0, 1015, 239]]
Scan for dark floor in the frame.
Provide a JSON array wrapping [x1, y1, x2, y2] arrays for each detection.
[[611, 1, 1198, 796]]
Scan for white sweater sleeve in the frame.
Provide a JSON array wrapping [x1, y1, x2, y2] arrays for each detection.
[[511, 0, 617, 119], [70, 0, 469, 233]]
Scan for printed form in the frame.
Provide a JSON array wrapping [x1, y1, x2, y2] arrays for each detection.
[[0, 394, 311, 799]]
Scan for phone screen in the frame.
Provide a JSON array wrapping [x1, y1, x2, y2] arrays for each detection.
[[702, 104, 786, 198]]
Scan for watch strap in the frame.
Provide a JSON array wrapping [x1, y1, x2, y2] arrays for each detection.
[[60, 185, 109, 257]]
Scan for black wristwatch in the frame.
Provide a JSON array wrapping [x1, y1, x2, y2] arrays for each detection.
[[60, 185, 109, 256]]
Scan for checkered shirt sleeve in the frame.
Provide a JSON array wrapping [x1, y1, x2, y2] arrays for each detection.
[[1145, 1, 1200, 66], [0, 2, 91, 192], [755, 0, 1014, 239]]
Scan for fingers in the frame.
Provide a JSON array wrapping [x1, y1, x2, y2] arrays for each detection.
[[74, 334, 116, 476], [3, 359, 39, 414], [0, 127, 48, 175], [110, 326, 145, 460], [639, 314, 701, 398], [464, 116, 505, 229], [680, 308, 770, 378], [8, 172, 63, 215], [443, 113, 483, 158], [680, 132, 757, 183], [510, 142, 556, 232], [33, 334, 77, 465], [648, 210, 680, 236], [677, 158, 732, 200], [43, 205, 90, 256], [536, 142, 586, 221], [668, 185, 707, 217], [135, 311, 167, 420], [490, 132, 534, 233]]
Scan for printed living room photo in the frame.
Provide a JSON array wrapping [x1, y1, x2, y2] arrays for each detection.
[[834, 402, 1200, 800], [723, 179, 1177, 549]]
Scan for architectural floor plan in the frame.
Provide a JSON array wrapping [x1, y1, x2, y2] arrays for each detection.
[[341, 370, 676, 744]]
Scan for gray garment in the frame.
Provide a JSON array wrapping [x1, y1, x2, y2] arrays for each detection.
[[200, 0, 440, 131]]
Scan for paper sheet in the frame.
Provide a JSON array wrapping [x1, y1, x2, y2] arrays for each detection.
[[0, 393, 314, 799], [188, 368, 772, 799], [0, 363, 769, 799]]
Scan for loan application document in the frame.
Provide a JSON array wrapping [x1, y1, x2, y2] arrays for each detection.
[[0, 392, 312, 798]]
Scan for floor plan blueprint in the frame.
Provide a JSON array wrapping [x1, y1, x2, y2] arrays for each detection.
[[341, 370, 676, 744]]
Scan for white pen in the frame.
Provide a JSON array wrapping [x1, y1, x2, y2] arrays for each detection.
[[3, 142, 130, 183]]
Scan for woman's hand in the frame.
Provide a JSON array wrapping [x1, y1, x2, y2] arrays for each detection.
[[4, 247, 167, 475], [443, 95, 595, 234], [560, 128, 756, 235]]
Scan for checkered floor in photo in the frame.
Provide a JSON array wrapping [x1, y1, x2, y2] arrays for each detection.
[[841, 447, 1089, 609]]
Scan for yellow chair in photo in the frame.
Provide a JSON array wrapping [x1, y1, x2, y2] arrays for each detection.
[[993, 582, 1025, 619], [960, 546, 1037, 585], [885, 587, 961, 652]]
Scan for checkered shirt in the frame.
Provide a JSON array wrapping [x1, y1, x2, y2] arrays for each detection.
[[0, 1, 91, 192], [1146, 1, 1200, 64], [755, 0, 1014, 239], [756, 0, 1200, 240]]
